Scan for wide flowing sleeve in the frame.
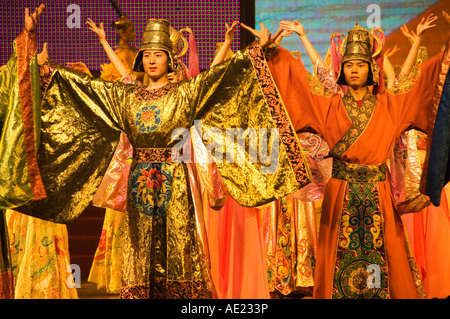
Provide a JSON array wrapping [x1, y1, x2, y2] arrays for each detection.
[[266, 46, 345, 140], [0, 30, 46, 210], [390, 49, 450, 135], [386, 43, 450, 206], [181, 42, 312, 207], [13, 35, 137, 223]]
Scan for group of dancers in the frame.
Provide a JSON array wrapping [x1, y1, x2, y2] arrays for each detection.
[[1, 2, 450, 300]]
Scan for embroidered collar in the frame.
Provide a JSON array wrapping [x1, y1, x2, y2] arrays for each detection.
[[329, 88, 377, 158], [134, 81, 175, 101]]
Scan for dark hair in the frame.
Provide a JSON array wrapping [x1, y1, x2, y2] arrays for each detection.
[[366, 63, 374, 85]]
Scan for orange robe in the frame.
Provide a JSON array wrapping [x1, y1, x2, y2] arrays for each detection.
[[403, 184, 450, 299], [268, 46, 449, 299]]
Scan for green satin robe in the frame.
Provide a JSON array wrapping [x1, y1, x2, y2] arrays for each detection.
[[0, 30, 46, 299], [0, 31, 45, 210]]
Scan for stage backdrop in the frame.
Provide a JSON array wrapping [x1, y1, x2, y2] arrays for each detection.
[[255, 0, 449, 71], [2, 1, 449, 72], [1, 0, 240, 71]]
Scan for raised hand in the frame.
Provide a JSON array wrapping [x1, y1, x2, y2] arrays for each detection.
[[240, 22, 283, 48], [86, 18, 107, 42], [37, 42, 49, 66], [24, 4, 45, 33], [400, 24, 416, 44], [280, 20, 305, 37], [416, 13, 438, 37], [274, 29, 294, 45], [224, 21, 239, 45], [384, 44, 400, 58]]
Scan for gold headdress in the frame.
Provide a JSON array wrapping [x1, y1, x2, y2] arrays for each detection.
[[132, 19, 188, 73], [336, 23, 382, 86]]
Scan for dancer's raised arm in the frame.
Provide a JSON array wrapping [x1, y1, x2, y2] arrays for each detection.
[[210, 21, 238, 68], [85, 18, 128, 77], [24, 4, 45, 34], [383, 45, 399, 89], [280, 19, 325, 66], [397, 14, 437, 80], [240, 22, 283, 49]]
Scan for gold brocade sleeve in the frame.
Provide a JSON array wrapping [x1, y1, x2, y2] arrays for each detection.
[[0, 31, 46, 210], [15, 63, 133, 223], [0, 64, 9, 121], [15, 38, 311, 221], [186, 41, 311, 207]]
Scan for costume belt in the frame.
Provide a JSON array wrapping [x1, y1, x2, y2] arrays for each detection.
[[133, 148, 183, 163], [332, 159, 387, 183]]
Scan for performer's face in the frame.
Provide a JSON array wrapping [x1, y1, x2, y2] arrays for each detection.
[[142, 50, 169, 80], [343, 60, 369, 88]]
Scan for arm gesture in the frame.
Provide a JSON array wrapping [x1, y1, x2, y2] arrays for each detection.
[[86, 18, 107, 42], [24, 4, 45, 33], [86, 18, 128, 77], [398, 14, 437, 79], [210, 21, 239, 67], [240, 22, 283, 48], [280, 20, 324, 66], [416, 14, 438, 37]]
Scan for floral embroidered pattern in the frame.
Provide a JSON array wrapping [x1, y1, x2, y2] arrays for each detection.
[[246, 42, 311, 188], [332, 160, 387, 183], [332, 182, 389, 299], [130, 163, 172, 216], [389, 56, 423, 96], [330, 90, 377, 158], [134, 82, 174, 101], [135, 105, 161, 133], [133, 148, 183, 163], [306, 71, 335, 97], [120, 278, 211, 299], [274, 198, 295, 295]]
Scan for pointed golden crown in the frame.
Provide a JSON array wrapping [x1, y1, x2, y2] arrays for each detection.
[[336, 23, 382, 86], [133, 19, 188, 73]]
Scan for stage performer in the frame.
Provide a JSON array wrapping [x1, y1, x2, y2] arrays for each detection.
[[79, 16, 275, 299], [242, 12, 450, 299], [2, 34, 78, 299], [84, 17, 241, 296], [0, 5, 47, 299]]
